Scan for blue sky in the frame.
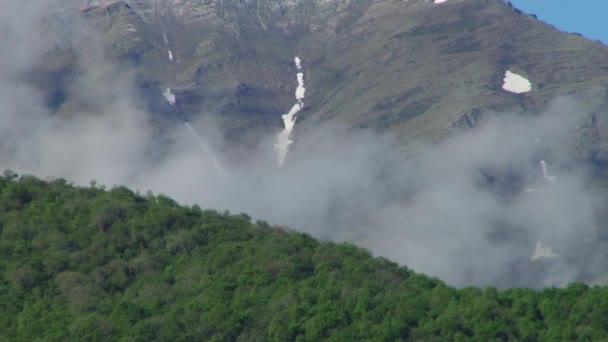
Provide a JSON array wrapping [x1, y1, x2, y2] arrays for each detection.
[[509, 0, 607, 44]]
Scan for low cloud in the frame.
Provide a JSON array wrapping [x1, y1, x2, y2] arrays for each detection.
[[1, 0, 606, 288]]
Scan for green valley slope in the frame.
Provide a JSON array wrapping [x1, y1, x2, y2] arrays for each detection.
[[1, 173, 607, 341]]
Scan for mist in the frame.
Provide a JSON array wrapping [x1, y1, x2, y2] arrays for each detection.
[[1, 1, 607, 288]]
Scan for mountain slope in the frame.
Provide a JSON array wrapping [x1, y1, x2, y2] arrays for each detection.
[[1, 174, 608, 341], [5, 0, 608, 288], [38, 0, 608, 151]]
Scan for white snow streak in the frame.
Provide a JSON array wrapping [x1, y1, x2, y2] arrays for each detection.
[[295, 72, 305, 100], [540, 160, 557, 183], [162, 32, 174, 62], [274, 56, 306, 167], [434, 0, 448, 3], [531, 241, 557, 262]]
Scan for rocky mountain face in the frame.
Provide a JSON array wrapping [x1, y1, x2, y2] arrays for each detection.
[[39, 0, 608, 154], [27, 0, 605, 156], [11, 0, 608, 283]]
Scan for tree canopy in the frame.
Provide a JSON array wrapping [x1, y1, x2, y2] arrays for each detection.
[[0, 172, 607, 341]]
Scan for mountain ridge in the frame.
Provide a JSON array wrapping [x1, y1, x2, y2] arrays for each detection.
[[37, 0, 608, 153]]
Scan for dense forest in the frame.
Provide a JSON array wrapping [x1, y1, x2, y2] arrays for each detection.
[[0, 171, 607, 341]]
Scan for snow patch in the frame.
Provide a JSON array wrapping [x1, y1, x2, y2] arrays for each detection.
[[502, 70, 532, 94], [274, 56, 306, 167], [540, 160, 557, 183], [434, 0, 448, 3], [163, 88, 176, 105], [295, 72, 305, 100], [162, 32, 174, 62], [531, 241, 557, 262]]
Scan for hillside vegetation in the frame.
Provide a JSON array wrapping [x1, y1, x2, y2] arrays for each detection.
[[0, 172, 607, 341]]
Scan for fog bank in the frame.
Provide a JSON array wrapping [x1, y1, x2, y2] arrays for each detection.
[[1, 1, 606, 288]]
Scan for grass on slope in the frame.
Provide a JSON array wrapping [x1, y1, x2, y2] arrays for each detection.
[[0, 171, 607, 341]]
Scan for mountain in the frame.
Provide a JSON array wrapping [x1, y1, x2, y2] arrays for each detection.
[[1, 174, 607, 341], [38, 0, 608, 150], [4, 0, 608, 288]]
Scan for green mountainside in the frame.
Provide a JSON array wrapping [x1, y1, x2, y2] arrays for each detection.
[[1, 173, 607, 341], [4, 1, 608, 336]]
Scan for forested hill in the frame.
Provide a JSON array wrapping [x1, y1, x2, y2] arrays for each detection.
[[0, 173, 607, 341]]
